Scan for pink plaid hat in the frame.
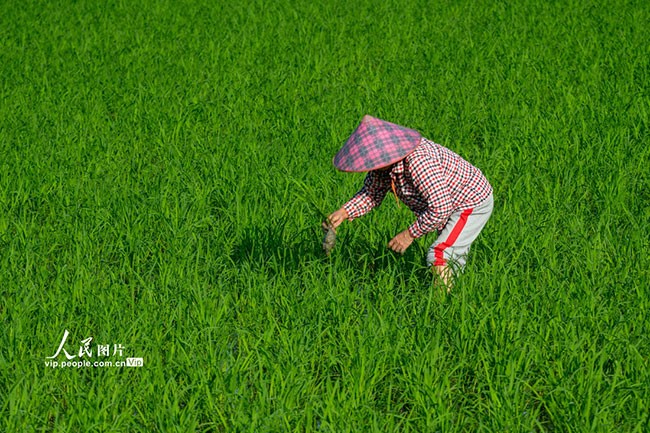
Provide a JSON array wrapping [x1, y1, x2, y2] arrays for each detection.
[[333, 115, 422, 172]]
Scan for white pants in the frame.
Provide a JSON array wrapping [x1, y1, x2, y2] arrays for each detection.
[[426, 194, 493, 273]]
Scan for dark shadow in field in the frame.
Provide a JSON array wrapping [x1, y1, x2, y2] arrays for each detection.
[[229, 221, 322, 272], [229, 220, 435, 287]]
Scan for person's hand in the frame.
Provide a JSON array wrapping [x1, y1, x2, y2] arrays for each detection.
[[323, 208, 349, 230], [388, 229, 415, 254]]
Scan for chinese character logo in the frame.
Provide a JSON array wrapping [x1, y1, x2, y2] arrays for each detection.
[[44, 330, 141, 369]]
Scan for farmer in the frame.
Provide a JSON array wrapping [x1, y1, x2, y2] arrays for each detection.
[[324, 115, 493, 289]]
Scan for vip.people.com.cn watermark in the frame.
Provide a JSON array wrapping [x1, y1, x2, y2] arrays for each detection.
[[45, 329, 143, 369]]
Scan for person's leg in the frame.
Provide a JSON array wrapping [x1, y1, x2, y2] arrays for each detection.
[[427, 194, 494, 290], [429, 207, 474, 291], [433, 264, 454, 289]]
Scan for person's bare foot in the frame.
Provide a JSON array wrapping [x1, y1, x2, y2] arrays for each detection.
[[433, 265, 453, 293]]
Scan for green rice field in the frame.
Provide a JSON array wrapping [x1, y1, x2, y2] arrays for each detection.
[[1, 0, 649, 431]]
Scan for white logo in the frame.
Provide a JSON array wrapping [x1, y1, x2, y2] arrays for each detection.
[[44, 329, 143, 369]]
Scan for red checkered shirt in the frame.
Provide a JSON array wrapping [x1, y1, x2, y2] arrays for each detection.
[[343, 138, 492, 238]]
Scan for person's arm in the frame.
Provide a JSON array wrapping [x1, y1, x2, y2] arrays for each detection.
[[324, 171, 391, 230], [343, 171, 391, 220]]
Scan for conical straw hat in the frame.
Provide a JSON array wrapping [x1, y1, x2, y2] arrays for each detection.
[[333, 115, 422, 172]]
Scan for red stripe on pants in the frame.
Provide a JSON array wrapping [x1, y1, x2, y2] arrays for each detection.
[[434, 208, 474, 266]]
